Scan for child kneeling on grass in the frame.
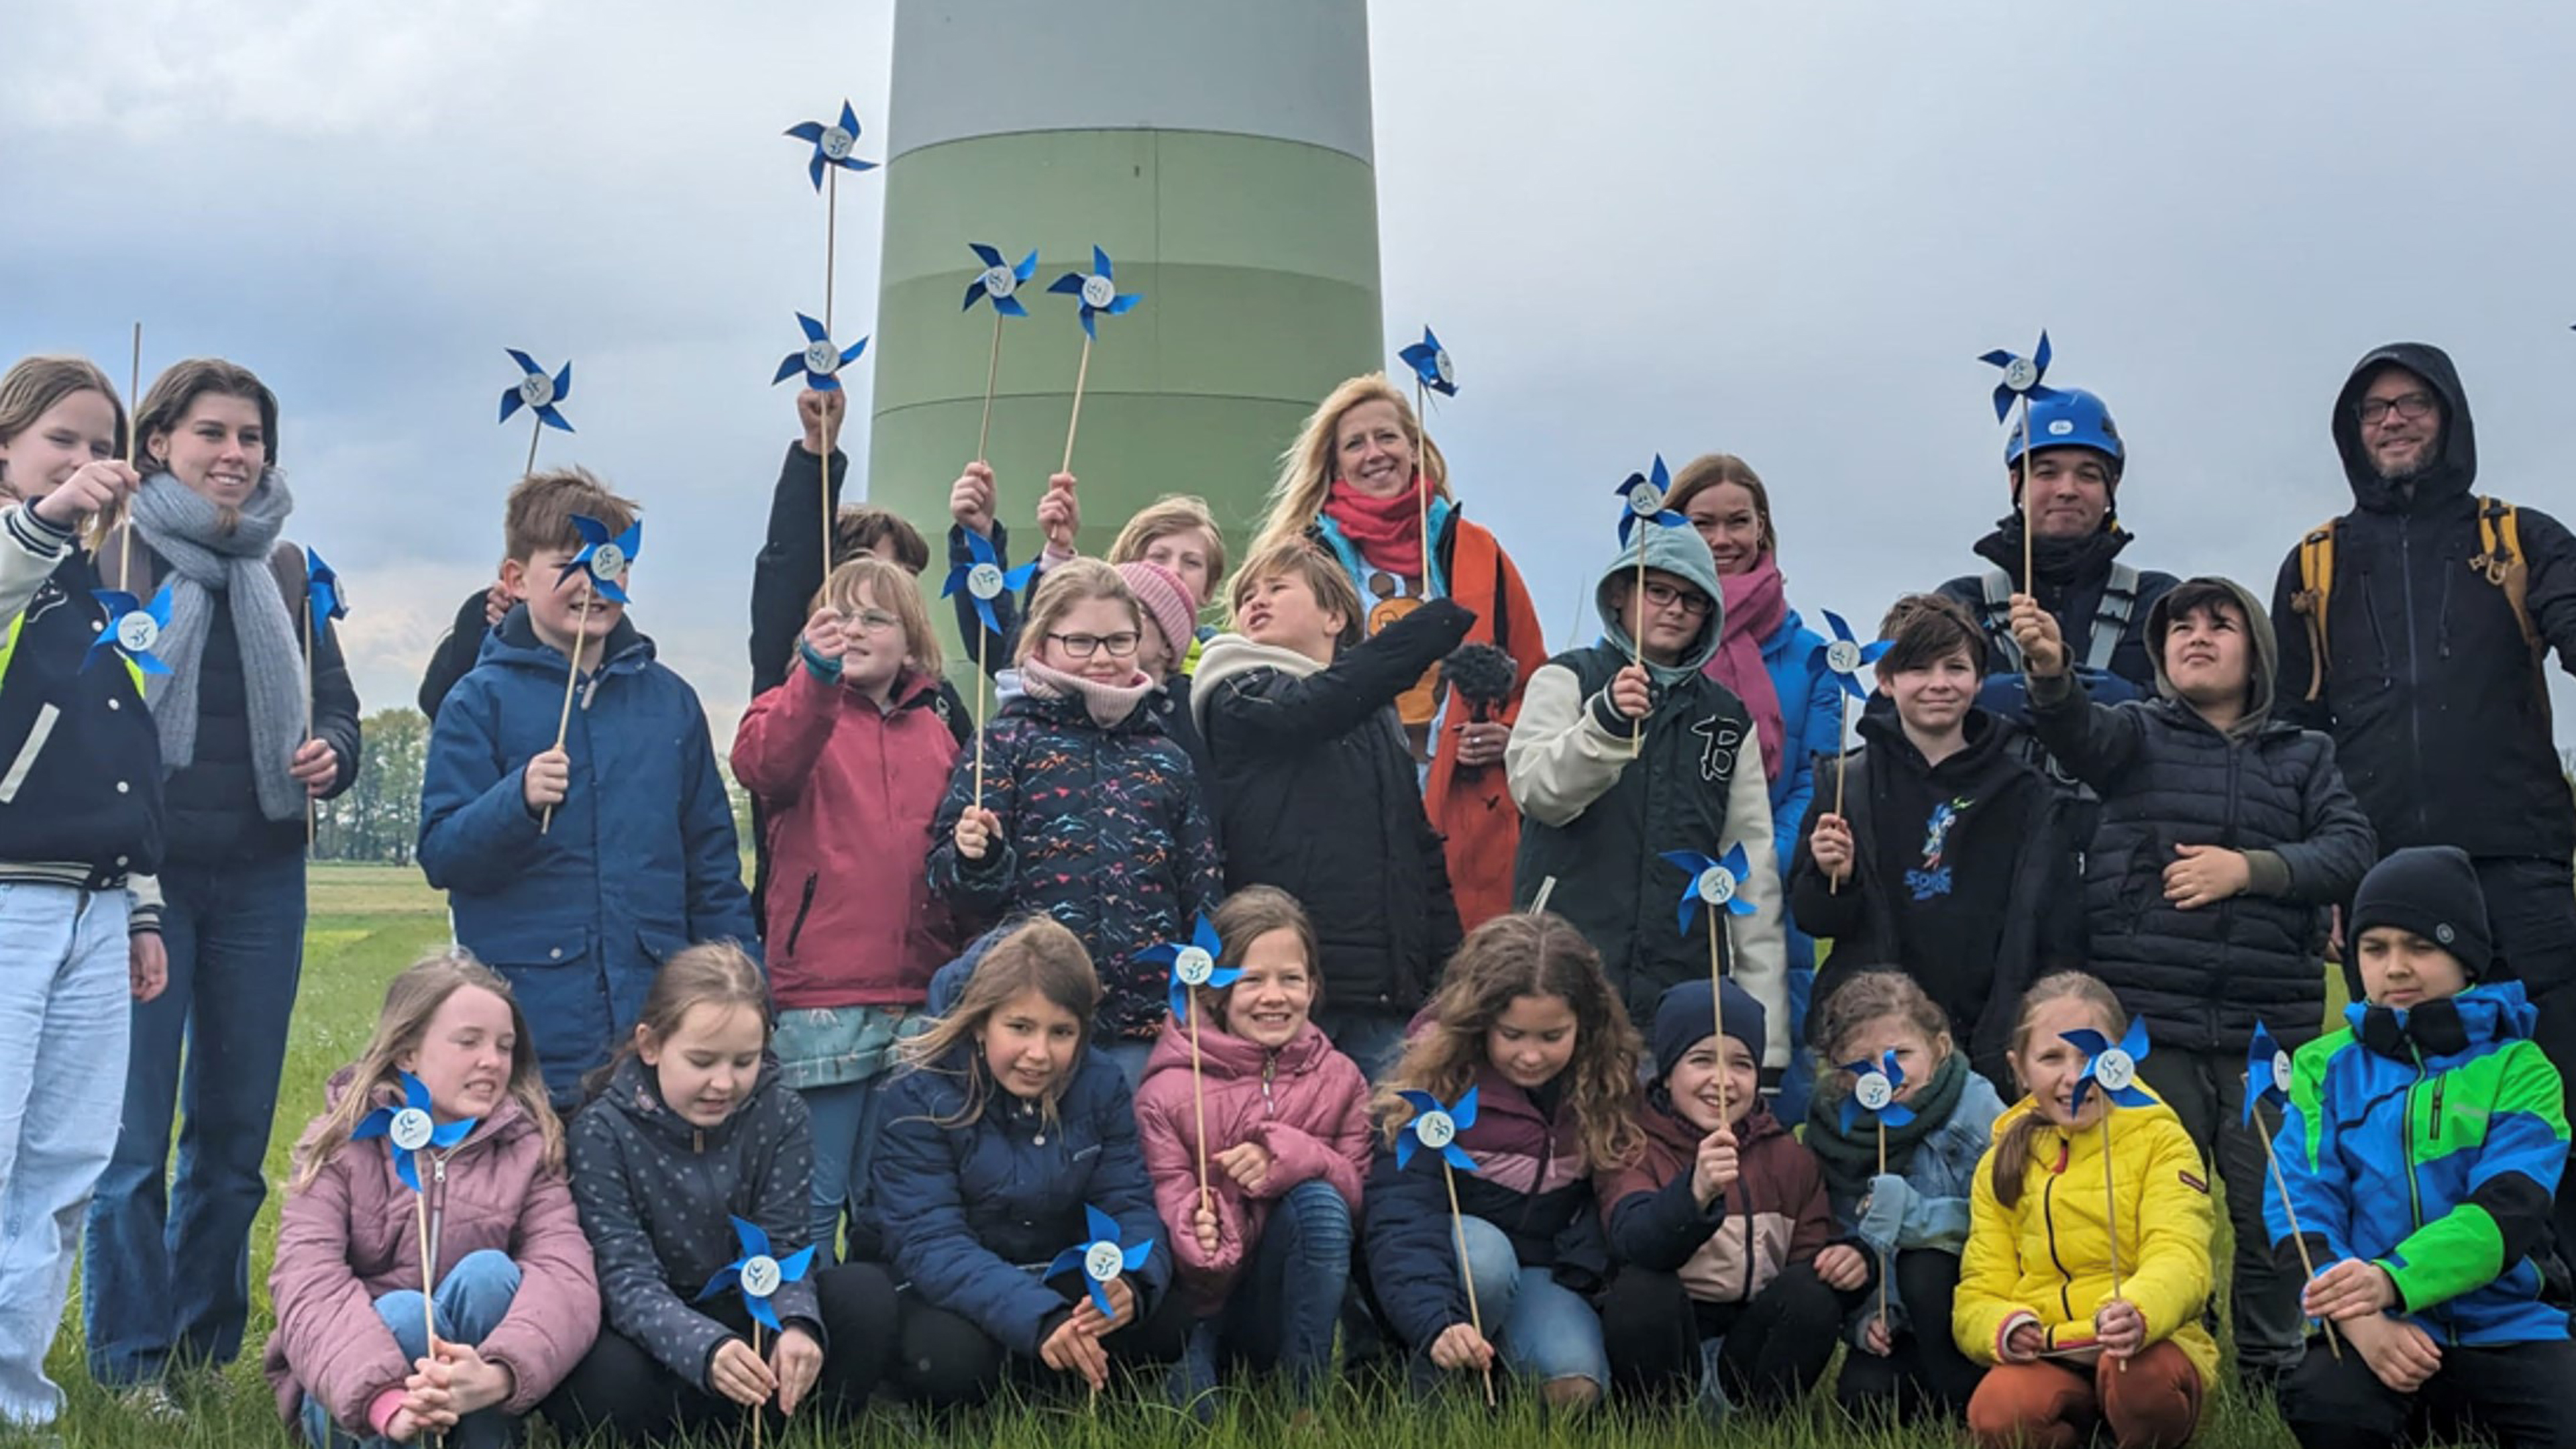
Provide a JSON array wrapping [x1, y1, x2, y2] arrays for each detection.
[[266, 951, 597, 1449], [2271, 847, 2576, 1449], [1956, 973, 2216, 1449]]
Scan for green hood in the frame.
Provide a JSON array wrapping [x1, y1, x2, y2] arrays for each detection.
[[1594, 523, 1725, 685], [2145, 574, 2276, 738]]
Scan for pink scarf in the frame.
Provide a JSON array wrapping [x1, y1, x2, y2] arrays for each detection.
[[1703, 555, 1787, 782]]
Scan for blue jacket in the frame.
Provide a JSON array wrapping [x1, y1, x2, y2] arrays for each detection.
[[2267, 981, 2573, 1346], [1806, 1063, 2006, 1346], [870, 1044, 1171, 1358], [1762, 606, 1843, 979], [419, 609, 758, 1098]]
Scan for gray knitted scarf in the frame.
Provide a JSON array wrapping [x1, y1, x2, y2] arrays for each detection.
[[131, 470, 307, 821]]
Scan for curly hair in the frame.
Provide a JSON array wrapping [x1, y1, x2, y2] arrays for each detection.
[[1372, 912, 1644, 1171]]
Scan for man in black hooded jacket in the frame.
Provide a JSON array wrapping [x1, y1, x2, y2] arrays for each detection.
[[2269, 341, 2576, 1246]]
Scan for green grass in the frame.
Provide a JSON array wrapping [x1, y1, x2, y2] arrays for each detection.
[[38, 863, 2306, 1446]]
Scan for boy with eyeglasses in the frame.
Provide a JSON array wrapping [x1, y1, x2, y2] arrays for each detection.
[[1504, 521, 1789, 1061]]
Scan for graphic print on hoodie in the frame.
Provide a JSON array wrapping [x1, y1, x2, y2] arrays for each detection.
[[1907, 796, 1976, 902]]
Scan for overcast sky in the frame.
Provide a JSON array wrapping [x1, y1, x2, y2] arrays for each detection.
[[9, 1, 2576, 747]]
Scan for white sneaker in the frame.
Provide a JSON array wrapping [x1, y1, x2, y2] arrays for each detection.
[[119, 1383, 186, 1424]]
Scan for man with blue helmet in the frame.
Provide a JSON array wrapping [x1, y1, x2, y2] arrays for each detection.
[[1934, 387, 2180, 830]]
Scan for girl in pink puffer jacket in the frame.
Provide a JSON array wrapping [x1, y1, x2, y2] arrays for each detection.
[[1134, 887, 1373, 1407], [265, 950, 598, 1447]]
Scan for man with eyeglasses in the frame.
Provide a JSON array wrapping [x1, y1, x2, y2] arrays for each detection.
[[2269, 341, 2576, 1250]]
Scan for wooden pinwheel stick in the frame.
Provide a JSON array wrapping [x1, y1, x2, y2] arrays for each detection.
[[523, 416, 543, 478], [1189, 992, 1212, 1218], [2253, 1099, 2345, 1362], [971, 631, 990, 810], [1629, 539, 1646, 759], [751, 1320, 767, 1449], [540, 594, 592, 835], [1706, 912, 1729, 1128], [976, 310, 1004, 465], [1830, 700, 1852, 896], [2101, 1108, 2129, 1373], [1061, 335, 1094, 475], [2019, 391, 2037, 589], [415, 1185, 441, 1448], [1412, 378, 1436, 603], [305, 599, 318, 845], [1440, 1161, 1495, 1407], [1875, 1117, 1892, 1333], [820, 164, 843, 586], [117, 323, 142, 583]]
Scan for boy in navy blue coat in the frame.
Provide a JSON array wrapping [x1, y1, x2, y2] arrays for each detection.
[[420, 468, 757, 1102]]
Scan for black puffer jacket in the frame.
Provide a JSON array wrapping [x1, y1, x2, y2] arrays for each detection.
[[2028, 579, 2377, 1053], [2269, 342, 2576, 869], [568, 1054, 820, 1394], [1191, 599, 1470, 1015]]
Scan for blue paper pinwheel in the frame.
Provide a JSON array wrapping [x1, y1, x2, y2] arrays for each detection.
[[1660, 845, 1756, 937], [1978, 331, 2058, 423], [1395, 1088, 1479, 1173], [351, 1070, 475, 1193], [775, 314, 869, 392], [1048, 246, 1142, 340], [2244, 1022, 2294, 1128], [84, 586, 174, 676], [498, 351, 574, 433], [2064, 1018, 2156, 1113], [696, 1215, 816, 1334], [1399, 326, 1458, 397], [1142, 914, 1238, 1020], [1613, 455, 1684, 546], [305, 547, 348, 625], [941, 529, 1036, 635], [1046, 1204, 1155, 1318], [1815, 610, 1892, 702], [1839, 1050, 1919, 1136], [785, 101, 877, 192], [558, 513, 643, 604], [962, 243, 1040, 318]]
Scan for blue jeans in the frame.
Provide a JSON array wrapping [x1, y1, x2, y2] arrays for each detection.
[[802, 1073, 898, 1265], [84, 849, 307, 1383], [1177, 1180, 1352, 1406], [1312, 1005, 1411, 1083], [1456, 1216, 1607, 1390], [0, 885, 131, 1428], [1095, 1038, 1154, 1093], [299, 1250, 523, 1449]]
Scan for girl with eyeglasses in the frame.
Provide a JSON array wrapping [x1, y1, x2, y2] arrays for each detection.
[[731, 554, 967, 1263], [929, 559, 1223, 1089]]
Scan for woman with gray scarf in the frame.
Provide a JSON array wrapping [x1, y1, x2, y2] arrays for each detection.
[[78, 359, 361, 1409]]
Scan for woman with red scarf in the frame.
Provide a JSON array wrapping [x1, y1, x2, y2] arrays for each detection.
[[1664, 454, 1842, 1122], [1246, 375, 1546, 939]]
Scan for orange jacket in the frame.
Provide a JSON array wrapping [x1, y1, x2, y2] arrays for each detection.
[[1426, 515, 1548, 930]]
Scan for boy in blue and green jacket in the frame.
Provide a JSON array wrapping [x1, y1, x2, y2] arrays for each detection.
[[2269, 845, 2575, 1449]]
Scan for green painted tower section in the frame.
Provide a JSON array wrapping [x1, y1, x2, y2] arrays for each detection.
[[869, 0, 1383, 659]]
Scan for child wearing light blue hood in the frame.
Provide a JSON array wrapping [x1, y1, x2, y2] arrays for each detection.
[[1503, 520, 1786, 1068]]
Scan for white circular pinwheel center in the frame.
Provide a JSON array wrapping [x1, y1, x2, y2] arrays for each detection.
[[1825, 639, 1863, 674], [739, 1254, 782, 1298], [2273, 1050, 2293, 1088], [804, 341, 843, 376], [983, 266, 1017, 299], [1697, 868, 1737, 906], [820, 125, 855, 160], [2002, 358, 2039, 392], [388, 1107, 435, 1152], [1434, 349, 1454, 384], [1413, 1110, 1456, 1148], [1854, 1071, 1894, 1112], [115, 611, 160, 655], [1625, 480, 1666, 517], [965, 562, 1006, 600], [1173, 945, 1216, 987], [1082, 1242, 1124, 1283], [2094, 1049, 2137, 1092], [519, 373, 555, 408], [588, 543, 628, 583], [1079, 275, 1117, 309]]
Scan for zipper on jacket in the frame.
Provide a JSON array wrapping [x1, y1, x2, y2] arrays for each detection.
[[2397, 517, 2428, 841], [694, 1128, 704, 1154], [785, 873, 819, 955], [429, 1152, 451, 1281], [2040, 1140, 2076, 1320], [2402, 1047, 2426, 1232], [1261, 1053, 1277, 1113], [2434, 564, 2455, 662]]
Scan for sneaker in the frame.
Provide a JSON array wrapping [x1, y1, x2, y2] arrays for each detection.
[[119, 1382, 187, 1424]]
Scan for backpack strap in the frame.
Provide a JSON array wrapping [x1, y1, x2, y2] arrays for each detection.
[[2083, 562, 2139, 673], [2290, 518, 2339, 702], [2472, 496, 2550, 720], [1978, 568, 2026, 672]]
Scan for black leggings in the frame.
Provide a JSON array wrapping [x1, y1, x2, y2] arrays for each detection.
[[542, 1262, 896, 1445], [894, 1282, 1194, 1409], [1601, 1260, 1841, 1409], [1834, 1249, 1985, 1420]]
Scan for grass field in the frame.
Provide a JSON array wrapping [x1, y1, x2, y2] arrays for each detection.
[[37, 863, 2308, 1446]]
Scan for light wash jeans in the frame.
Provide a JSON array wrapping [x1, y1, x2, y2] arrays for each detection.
[[1456, 1216, 1608, 1390], [299, 1250, 523, 1449], [0, 883, 131, 1428]]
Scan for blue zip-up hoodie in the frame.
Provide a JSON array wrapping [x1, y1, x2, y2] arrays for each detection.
[[2267, 981, 2573, 1346], [420, 607, 759, 1098], [870, 1040, 1171, 1358], [1805, 1059, 2006, 1346]]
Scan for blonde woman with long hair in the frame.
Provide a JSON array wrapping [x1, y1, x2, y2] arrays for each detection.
[[1246, 373, 1546, 934]]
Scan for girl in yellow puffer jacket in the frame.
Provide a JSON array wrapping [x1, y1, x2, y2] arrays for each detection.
[[1954, 973, 2217, 1449]]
